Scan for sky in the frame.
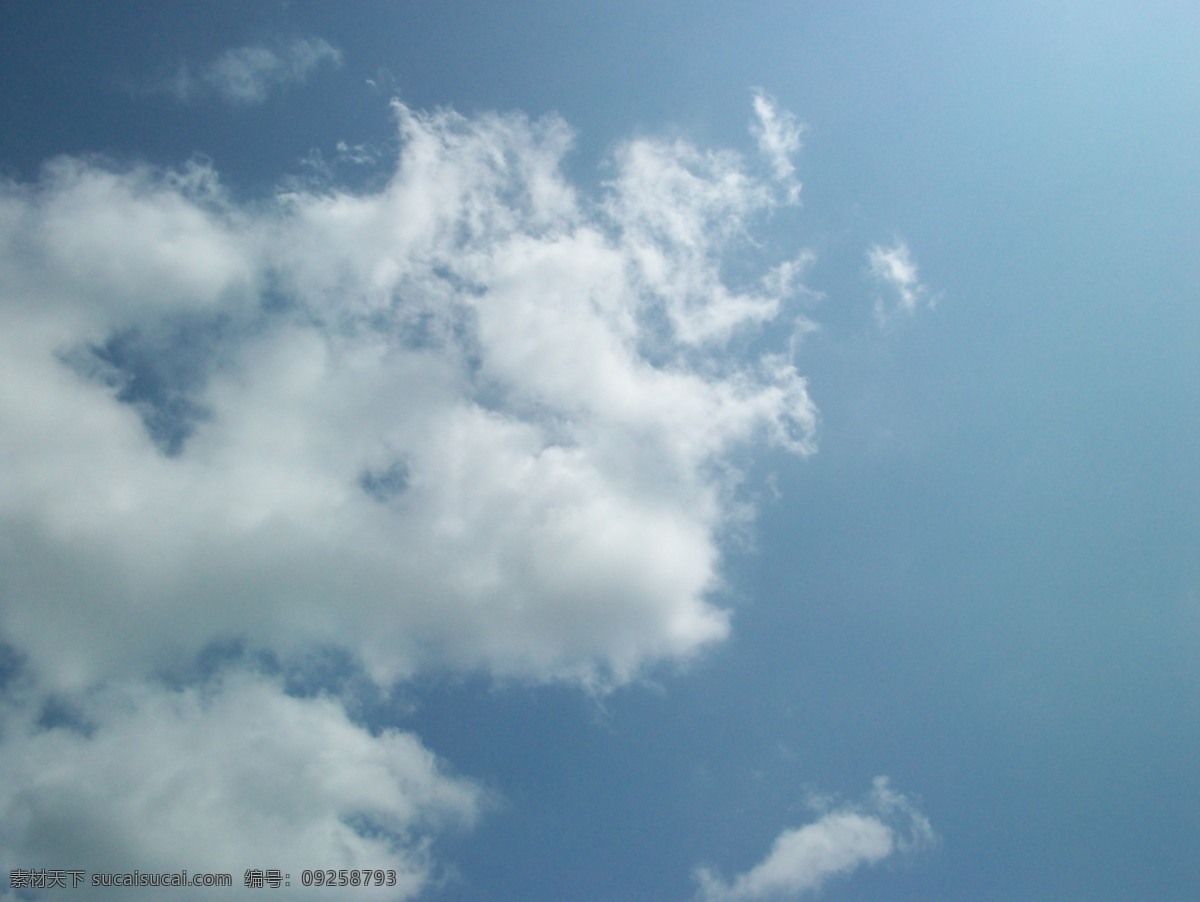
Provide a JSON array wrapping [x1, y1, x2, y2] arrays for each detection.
[[0, 2, 1198, 899]]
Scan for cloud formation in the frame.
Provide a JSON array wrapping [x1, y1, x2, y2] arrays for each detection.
[[0, 94, 817, 890], [168, 38, 342, 104], [0, 99, 814, 694], [0, 673, 481, 899], [751, 89, 804, 203], [694, 777, 935, 901], [867, 240, 932, 324]]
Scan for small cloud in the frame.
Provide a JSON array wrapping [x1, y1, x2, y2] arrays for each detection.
[[365, 67, 400, 95], [867, 240, 933, 325], [168, 37, 342, 105], [751, 89, 804, 203], [336, 140, 380, 167], [694, 777, 935, 900]]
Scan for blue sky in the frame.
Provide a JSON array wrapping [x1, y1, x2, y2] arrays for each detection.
[[1, 2, 1198, 900]]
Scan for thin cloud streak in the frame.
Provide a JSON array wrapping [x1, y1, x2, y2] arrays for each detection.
[[166, 38, 342, 104], [751, 89, 804, 203]]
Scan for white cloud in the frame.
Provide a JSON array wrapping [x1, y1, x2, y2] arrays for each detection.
[[336, 140, 380, 167], [169, 38, 342, 104], [0, 673, 481, 899], [0, 96, 821, 892], [867, 240, 932, 324], [695, 777, 935, 901], [0, 99, 815, 696], [751, 90, 804, 204]]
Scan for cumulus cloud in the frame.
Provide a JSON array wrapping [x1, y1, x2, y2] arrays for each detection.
[[0, 97, 820, 890], [694, 777, 935, 901], [0, 99, 815, 695], [168, 38, 342, 104], [867, 240, 932, 324], [0, 673, 481, 900]]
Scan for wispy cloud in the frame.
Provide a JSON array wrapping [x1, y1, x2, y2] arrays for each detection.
[[751, 89, 804, 203], [695, 777, 935, 900], [867, 239, 934, 324], [0, 97, 819, 888], [167, 37, 342, 104]]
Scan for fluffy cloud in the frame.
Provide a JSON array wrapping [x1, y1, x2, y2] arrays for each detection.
[[694, 777, 935, 901], [168, 38, 342, 104], [867, 240, 932, 323], [0, 672, 481, 899], [0, 99, 815, 695], [0, 95, 818, 891]]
